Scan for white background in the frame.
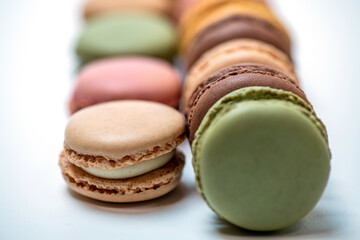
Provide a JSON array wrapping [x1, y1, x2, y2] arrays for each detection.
[[0, 0, 359, 239]]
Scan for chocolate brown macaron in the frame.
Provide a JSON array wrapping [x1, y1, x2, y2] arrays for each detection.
[[186, 64, 309, 142], [186, 14, 291, 68], [59, 100, 186, 202]]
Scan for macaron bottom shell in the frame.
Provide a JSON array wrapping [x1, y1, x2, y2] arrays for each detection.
[[59, 150, 185, 203], [193, 100, 330, 231]]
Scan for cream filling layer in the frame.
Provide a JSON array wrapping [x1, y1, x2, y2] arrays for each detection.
[[81, 150, 175, 179]]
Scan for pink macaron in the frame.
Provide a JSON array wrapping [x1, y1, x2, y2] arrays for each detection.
[[69, 57, 181, 114]]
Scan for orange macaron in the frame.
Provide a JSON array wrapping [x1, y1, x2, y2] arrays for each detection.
[[179, 0, 290, 64]]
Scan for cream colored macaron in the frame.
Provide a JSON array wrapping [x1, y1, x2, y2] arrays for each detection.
[[59, 100, 186, 202], [83, 0, 174, 20], [182, 39, 297, 113]]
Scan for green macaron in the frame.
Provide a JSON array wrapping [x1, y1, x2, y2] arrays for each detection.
[[76, 12, 177, 64], [192, 86, 331, 231]]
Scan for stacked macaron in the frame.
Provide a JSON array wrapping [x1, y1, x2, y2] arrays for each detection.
[[180, 0, 331, 231], [60, 101, 186, 202], [59, 1, 187, 202]]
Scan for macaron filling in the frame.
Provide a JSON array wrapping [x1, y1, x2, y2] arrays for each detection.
[[81, 150, 175, 179]]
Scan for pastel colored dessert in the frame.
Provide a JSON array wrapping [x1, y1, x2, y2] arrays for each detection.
[[76, 13, 177, 65], [59, 101, 186, 202], [185, 14, 291, 68], [173, 0, 267, 22], [84, 0, 174, 20], [179, 0, 289, 57], [192, 87, 331, 231], [69, 57, 181, 114], [186, 64, 306, 142], [182, 39, 297, 110], [172, 0, 200, 22]]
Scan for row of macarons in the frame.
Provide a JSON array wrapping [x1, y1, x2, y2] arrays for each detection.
[[76, 0, 283, 68], [70, 0, 200, 113], [69, 0, 289, 114], [61, 0, 195, 203], [178, 0, 331, 232], [62, 1, 290, 206], [180, 0, 298, 142], [59, 0, 331, 232]]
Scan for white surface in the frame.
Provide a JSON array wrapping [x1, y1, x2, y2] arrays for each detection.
[[0, 0, 359, 239]]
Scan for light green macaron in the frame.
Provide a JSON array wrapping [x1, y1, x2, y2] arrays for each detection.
[[192, 86, 331, 231], [76, 12, 177, 64]]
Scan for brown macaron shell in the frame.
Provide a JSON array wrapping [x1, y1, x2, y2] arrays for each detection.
[[186, 64, 309, 142], [59, 150, 185, 202], [186, 14, 291, 69]]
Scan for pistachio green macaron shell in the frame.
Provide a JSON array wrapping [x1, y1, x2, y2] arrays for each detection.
[[76, 13, 177, 64], [192, 87, 331, 231]]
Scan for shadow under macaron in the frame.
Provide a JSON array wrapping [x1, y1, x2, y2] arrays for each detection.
[[66, 181, 196, 215]]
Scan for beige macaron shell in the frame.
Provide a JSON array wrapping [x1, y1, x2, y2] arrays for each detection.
[[182, 39, 297, 109], [84, 0, 173, 20], [59, 150, 185, 202], [65, 101, 185, 164]]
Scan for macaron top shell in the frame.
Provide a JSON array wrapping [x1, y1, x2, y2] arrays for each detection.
[[70, 57, 181, 113], [182, 39, 296, 109], [84, 0, 174, 20], [65, 101, 185, 168], [59, 150, 185, 202], [192, 88, 330, 230], [76, 13, 177, 64]]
